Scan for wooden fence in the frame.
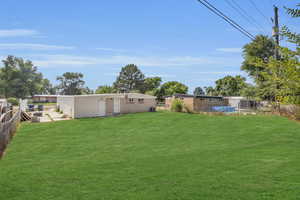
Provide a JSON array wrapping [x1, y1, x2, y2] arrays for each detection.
[[278, 104, 300, 120], [0, 105, 21, 159]]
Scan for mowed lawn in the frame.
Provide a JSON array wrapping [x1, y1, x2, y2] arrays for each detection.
[[1, 112, 300, 200]]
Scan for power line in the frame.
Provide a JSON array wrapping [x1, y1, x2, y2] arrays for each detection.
[[224, 0, 266, 33], [196, 0, 255, 40], [248, 0, 272, 25], [231, 0, 270, 33]]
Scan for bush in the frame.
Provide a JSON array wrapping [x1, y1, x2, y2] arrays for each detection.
[[184, 104, 194, 114], [171, 99, 184, 112], [56, 106, 60, 112], [7, 97, 19, 106], [279, 96, 300, 105]]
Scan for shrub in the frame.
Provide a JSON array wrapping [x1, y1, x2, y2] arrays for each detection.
[[171, 99, 184, 112], [7, 97, 19, 106], [184, 104, 194, 114], [56, 106, 60, 112]]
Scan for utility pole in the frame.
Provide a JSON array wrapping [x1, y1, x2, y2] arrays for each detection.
[[273, 6, 280, 59], [272, 6, 280, 107]]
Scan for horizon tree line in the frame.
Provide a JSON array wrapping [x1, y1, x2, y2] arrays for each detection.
[[0, 3, 299, 104]]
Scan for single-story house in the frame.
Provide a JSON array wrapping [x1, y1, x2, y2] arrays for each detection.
[[224, 97, 259, 110], [33, 95, 58, 103], [165, 94, 228, 112], [57, 93, 156, 118]]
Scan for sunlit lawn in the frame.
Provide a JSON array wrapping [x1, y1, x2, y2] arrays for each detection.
[[0, 112, 299, 200]]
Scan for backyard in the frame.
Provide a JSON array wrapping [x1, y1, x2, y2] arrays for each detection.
[[0, 112, 299, 200]]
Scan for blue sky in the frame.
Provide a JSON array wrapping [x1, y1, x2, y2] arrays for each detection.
[[0, 0, 298, 92]]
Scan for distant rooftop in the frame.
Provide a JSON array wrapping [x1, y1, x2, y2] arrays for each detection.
[[58, 93, 156, 99], [167, 94, 223, 99], [33, 95, 58, 97]]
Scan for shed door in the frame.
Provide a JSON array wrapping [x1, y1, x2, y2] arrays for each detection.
[[114, 98, 120, 113], [98, 100, 106, 116]]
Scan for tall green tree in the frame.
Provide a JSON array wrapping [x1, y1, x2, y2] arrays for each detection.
[[113, 64, 145, 93], [214, 75, 248, 96], [0, 56, 49, 98], [254, 47, 300, 104], [193, 87, 205, 96], [142, 77, 162, 93], [159, 81, 188, 96], [95, 85, 116, 94], [241, 35, 276, 99], [41, 79, 56, 95], [241, 35, 275, 79], [204, 86, 217, 96], [56, 72, 85, 95], [82, 87, 94, 94], [246, 2, 300, 103]]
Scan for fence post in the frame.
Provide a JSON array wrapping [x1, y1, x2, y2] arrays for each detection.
[[0, 101, 22, 159]]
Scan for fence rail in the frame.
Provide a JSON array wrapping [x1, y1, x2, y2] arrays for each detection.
[[0, 105, 21, 159]]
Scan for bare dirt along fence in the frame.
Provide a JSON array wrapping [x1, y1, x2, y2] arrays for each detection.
[[0, 101, 23, 159]]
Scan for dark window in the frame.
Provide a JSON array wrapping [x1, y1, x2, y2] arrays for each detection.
[[128, 98, 134, 103], [138, 98, 144, 104]]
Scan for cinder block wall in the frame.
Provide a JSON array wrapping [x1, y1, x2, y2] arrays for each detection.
[[120, 98, 156, 114]]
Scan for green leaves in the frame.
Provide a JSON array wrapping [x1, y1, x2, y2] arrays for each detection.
[[160, 81, 188, 96], [56, 72, 85, 95], [113, 64, 145, 93], [95, 85, 116, 94], [0, 55, 53, 98], [214, 75, 248, 97], [285, 4, 300, 18], [193, 87, 205, 96]]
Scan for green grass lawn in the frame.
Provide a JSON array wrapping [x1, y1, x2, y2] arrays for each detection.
[[1, 112, 300, 200], [32, 102, 57, 106]]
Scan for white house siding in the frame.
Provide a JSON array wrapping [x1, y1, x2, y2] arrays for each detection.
[[0, 99, 7, 107], [74, 96, 105, 118], [57, 96, 75, 118], [57, 94, 156, 119], [224, 97, 245, 109]]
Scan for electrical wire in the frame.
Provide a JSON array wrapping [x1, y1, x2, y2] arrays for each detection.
[[196, 0, 255, 40], [224, 0, 266, 33], [248, 0, 273, 25]]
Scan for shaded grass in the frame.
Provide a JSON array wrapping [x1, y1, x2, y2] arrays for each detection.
[[0, 112, 300, 200]]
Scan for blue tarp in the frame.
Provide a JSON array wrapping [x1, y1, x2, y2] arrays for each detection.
[[212, 106, 236, 113]]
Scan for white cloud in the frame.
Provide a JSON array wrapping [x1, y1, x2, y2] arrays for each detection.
[[194, 71, 242, 75], [0, 43, 75, 50], [146, 74, 177, 78], [95, 48, 127, 52], [216, 48, 243, 53], [30, 54, 242, 68], [0, 29, 39, 37]]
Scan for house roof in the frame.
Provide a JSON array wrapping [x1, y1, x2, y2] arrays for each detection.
[[195, 95, 223, 99], [167, 94, 223, 99], [223, 96, 246, 100], [33, 95, 58, 97], [59, 93, 156, 99]]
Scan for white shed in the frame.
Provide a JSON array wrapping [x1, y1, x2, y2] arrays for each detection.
[[57, 93, 156, 118], [224, 97, 246, 109]]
